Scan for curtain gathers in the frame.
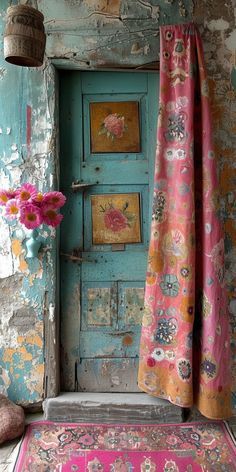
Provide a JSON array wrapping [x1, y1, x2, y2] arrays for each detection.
[[138, 23, 231, 419]]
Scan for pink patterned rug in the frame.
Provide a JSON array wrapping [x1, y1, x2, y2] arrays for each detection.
[[14, 421, 236, 471]]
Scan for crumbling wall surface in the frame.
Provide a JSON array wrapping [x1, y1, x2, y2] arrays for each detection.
[[193, 1, 236, 398], [40, 0, 192, 69], [0, 1, 58, 405]]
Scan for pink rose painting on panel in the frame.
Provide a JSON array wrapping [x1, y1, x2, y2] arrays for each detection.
[[104, 207, 128, 233], [102, 113, 126, 140], [91, 193, 141, 245]]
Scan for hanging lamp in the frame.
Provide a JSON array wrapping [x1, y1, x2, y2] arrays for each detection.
[[4, 4, 46, 67]]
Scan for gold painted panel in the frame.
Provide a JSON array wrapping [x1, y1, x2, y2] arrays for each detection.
[[91, 193, 141, 244], [90, 101, 140, 153]]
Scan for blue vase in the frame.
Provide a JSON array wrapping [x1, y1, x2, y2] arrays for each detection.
[[25, 229, 41, 258]]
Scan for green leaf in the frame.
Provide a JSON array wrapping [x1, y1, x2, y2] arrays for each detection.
[[126, 213, 136, 222], [98, 127, 106, 136]]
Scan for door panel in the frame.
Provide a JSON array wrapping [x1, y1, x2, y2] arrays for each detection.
[[118, 282, 145, 328], [77, 358, 139, 393], [60, 71, 158, 392], [81, 253, 147, 281], [83, 93, 147, 161], [80, 160, 149, 185], [83, 184, 149, 251], [81, 282, 117, 328]]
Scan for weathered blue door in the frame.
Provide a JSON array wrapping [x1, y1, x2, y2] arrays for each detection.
[[60, 71, 158, 392]]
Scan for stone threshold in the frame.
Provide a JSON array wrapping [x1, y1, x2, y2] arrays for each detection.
[[43, 392, 185, 424]]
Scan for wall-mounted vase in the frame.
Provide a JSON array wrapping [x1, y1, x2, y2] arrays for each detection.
[[25, 229, 41, 258]]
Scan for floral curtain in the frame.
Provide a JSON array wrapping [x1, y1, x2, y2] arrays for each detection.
[[138, 23, 231, 419]]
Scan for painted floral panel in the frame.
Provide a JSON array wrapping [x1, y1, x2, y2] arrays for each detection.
[[91, 193, 141, 244], [90, 101, 140, 153]]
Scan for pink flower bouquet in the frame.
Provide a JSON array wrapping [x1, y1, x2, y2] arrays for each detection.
[[0, 183, 66, 229]]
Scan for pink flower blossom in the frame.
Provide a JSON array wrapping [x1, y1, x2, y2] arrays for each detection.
[[42, 191, 66, 208], [33, 192, 44, 204], [0, 183, 66, 231], [41, 205, 63, 227], [103, 113, 125, 138], [5, 199, 20, 220], [0, 189, 16, 206], [16, 183, 38, 203], [20, 204, 43, 229], [104, 208, 128, 232]]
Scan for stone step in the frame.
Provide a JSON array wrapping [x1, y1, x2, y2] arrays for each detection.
[[43, 392, 184, 424]]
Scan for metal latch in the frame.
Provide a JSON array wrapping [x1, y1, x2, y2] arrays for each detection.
[[71, 181, 96, 191], [109, 331, 134, 336], [60, 250, 94, 263]]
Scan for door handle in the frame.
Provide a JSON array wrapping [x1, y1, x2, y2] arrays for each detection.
[[71, 181, 96, 191], [60, 252, 94, 263]]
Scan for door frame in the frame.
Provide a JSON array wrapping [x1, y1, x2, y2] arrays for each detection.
[[43, 61, 159, 401]]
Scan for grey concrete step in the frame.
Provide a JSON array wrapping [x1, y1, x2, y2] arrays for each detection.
[[43, 392, 184, 424]]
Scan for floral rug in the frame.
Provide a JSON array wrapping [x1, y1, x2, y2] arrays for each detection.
[[14, 421, 236, 471]]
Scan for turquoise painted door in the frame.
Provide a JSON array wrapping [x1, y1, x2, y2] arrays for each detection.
[[60, 71, 158, 392]]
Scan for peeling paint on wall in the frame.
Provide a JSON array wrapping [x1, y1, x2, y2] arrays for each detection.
[[0, 1, 58, 405], [40, 0, 193, 68], [193, 1, 236, 403], [0, 274, 44, 401]]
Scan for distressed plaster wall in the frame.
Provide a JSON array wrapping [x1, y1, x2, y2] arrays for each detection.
[[0, 1, 58, 405], [0, 0, 235, 408], [193, 0, 236, 401]]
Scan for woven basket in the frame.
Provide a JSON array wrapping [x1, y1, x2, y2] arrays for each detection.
[[4, 4, 46, 67]]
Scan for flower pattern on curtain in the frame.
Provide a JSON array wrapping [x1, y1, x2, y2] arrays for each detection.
[[138, 23, 231, 420]]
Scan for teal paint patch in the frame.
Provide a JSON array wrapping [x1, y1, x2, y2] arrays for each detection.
[[0, 346, 44, 403]]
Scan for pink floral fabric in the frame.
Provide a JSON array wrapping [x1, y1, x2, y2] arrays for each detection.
[[138, 23, 232, 419]]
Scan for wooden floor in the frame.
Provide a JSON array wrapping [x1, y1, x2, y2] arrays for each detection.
[[0, 413, 235, 472]]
